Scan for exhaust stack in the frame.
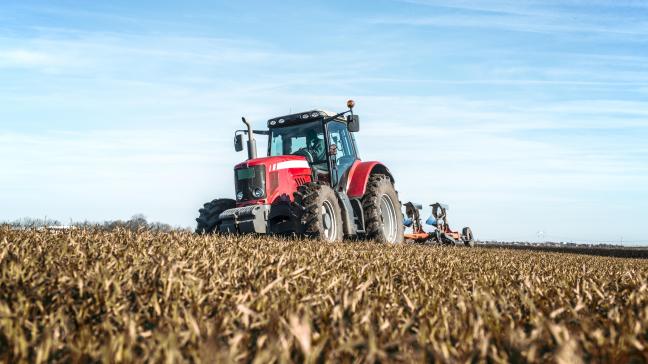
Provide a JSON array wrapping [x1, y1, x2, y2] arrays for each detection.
[[241, 117, 257, 160]]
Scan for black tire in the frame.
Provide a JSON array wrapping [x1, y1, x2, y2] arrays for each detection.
[[462, 227, 474, 247], [362, 174, 404, 243], [195, 198, 236, 234], [427, 230, 442, 244], [293, 183, 343, 242], [440, 232, 457, 246]]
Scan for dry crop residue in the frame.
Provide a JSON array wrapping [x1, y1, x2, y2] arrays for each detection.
[[1, 228, 647, 362]]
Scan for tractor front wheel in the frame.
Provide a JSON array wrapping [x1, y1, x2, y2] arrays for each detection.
[[362, 174, 404, 243], [294, 183, 343, 242], [195, 198, 236, 234]]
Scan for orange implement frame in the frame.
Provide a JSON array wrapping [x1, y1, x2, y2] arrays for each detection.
[[403, 202, 474, 246]]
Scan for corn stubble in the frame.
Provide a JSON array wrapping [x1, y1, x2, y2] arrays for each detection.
[[0, 228, 647, 363]]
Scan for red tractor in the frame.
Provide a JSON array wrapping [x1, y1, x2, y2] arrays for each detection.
[[196, 100, 404, 243]]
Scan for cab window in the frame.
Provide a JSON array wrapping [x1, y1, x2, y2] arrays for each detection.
[[327, 122, 357, 181], [269, 121, 324, 160], [327, 122, 356, 160]]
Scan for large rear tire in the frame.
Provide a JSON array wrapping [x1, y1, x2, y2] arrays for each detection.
[[294, 183, 343, 242], [195, 198, 236, 234], [362, 174, 404, 243]]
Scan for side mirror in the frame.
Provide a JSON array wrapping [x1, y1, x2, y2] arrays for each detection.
[[234, 134, 243, 152], [346, 115, 360, 132]]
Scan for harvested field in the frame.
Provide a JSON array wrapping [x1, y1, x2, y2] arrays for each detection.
[[477, 243, 648, 259], [1, 228, 647, 363]]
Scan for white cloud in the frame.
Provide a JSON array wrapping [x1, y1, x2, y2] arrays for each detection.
[[0, 49, 72, 68], [0, 129, 239, 226], [376, 0, 648, 37]]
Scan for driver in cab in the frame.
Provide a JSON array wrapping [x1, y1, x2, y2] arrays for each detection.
[[304, 129, 329, 178], [305, 129, 325, 163]]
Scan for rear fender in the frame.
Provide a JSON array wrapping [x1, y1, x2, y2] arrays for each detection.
[[346, 161, 394, 199], [335, 191, 357, 236]]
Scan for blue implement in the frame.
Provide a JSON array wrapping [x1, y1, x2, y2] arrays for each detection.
[[426, 216, 437, 226]]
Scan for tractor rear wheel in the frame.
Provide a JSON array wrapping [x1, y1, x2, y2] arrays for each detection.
[[362, 174, 404, 243], [462, 227, 475, 247], [294, 183, 343, 242], [195, 198, 236, 234]]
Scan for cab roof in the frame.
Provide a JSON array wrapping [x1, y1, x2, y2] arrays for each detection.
[[267, 109, 346, 128]]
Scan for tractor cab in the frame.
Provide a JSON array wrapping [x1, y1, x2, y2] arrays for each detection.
[[266, 107, 360, 187]]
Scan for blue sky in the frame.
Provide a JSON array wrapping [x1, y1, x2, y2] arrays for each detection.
[[1, 1, 647, 244]]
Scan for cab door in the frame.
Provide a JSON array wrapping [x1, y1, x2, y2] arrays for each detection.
[[326, 121, 358, 187]]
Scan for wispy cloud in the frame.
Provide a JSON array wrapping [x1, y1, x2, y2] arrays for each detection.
[[0, 129, 237, 225], [0, 49, 75, 69], [379, 0, 648, 37], [0, 33, 305, 74]]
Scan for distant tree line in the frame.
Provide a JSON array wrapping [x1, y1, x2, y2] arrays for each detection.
[[3, 217, 63, 228], [3, 214, 175, 232]]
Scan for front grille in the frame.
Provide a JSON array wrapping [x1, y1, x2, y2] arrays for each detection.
[[235, 165, 266, 201], [219, 205, 262, 220], [295, 177, 307, 186]]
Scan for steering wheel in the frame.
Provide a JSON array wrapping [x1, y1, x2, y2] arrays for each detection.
[[292, 148, 314, 164]]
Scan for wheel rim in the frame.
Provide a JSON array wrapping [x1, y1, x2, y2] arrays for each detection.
[[462, 228, 473, 242], [322, 201, 337, 241], [379, 194, 398, 243]]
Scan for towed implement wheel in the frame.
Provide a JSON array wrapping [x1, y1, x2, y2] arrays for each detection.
[[362, 174, 404, 243], [439, 231, 457, 245], [294, 183, 343, 242], [461, 227, 475, 247], [429, 230, 456, 245], [195, 198, 236, 234]]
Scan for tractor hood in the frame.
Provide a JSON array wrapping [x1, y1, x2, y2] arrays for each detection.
[[233, 155, 312, 206], [235, 155, 310, 170]]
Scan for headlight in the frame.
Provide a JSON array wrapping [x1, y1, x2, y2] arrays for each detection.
[[253, 188, 264, 198], [236, 191, 244, 201]]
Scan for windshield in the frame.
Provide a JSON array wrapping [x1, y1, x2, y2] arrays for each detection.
[[269, 121, 326, 164]]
